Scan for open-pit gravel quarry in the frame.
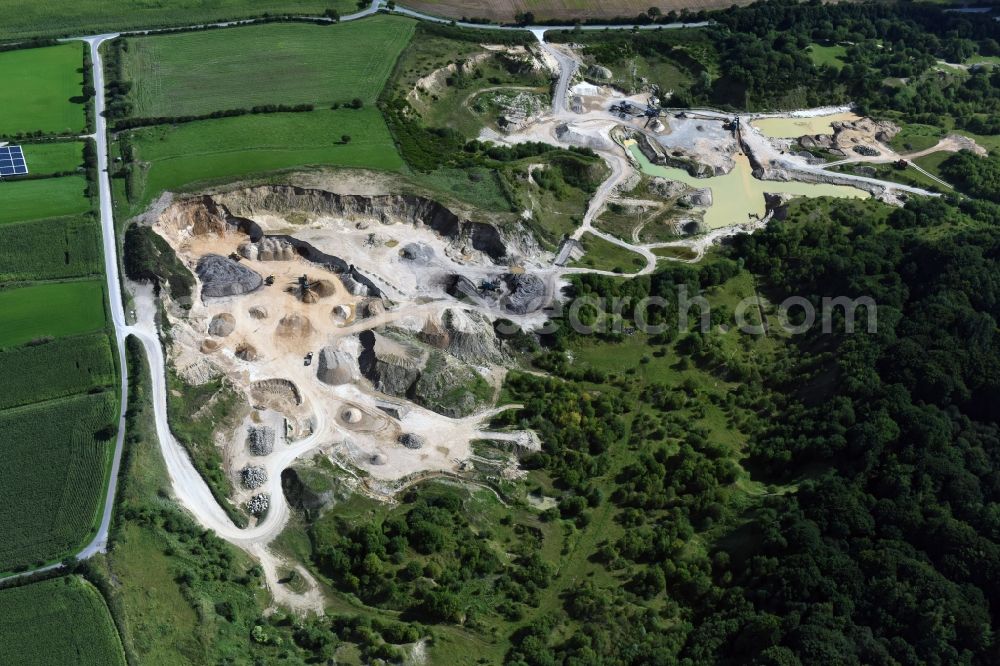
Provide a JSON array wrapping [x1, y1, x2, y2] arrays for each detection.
[[155, 189, 546, 494], [118, 25, 981, 612]]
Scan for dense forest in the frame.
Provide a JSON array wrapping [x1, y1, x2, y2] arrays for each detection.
[[289, 163, 1000, 662], [496, 175, 1000, 663], [555, 0, 1000, 124]]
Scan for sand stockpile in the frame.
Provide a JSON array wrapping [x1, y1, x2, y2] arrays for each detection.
[[286, 276, 337, 303], [200, 339, 221, 353], [250, 378, 302, 411], [235, 342, 258, 361], [209, 312, 236, 337], [331, 304, 351, 323], [276, 313, 313, 338], [316, 347, 357, 385], [249, 305, 268, 319]]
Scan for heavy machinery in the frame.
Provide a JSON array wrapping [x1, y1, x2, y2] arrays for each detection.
[[609, 96, 669, 128], [287, 274, 327, 302]]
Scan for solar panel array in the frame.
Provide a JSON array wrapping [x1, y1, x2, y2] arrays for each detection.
[[0, 145, 28, 177]]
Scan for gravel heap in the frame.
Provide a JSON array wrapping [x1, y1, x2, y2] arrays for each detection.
[[246, 493, 270, 516], [339, 274, 369, 296], [503, 273, 546, 315], [399, 433, 425, 450], [400, 242, 435, 264], [239, 237, 295, 261], [196, 254, 263, 298], [246, 426, 275, 456], [241, 465, 268, 489], [208, 312, 236, 337], [316, 346, 355, 385]]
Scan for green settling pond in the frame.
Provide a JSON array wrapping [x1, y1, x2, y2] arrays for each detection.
[[627, 142, 867, 229]]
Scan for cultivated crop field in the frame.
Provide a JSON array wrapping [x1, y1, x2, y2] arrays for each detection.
[[0, 176, 92, 225], [16, 141, 85, 176], [0, 44, 87, 136], [0, 576, 125, 665], [0, 0, 358, 40], [127, 109, 402, 207], [0, 280, 106, 348], [0, 333, 115, 410], [124, 16, 415, 117], [0, 215, 102, 282], [0, 391, 117, 572]]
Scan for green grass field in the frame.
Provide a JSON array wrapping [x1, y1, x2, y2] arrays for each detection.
[[0, 0, 359, 40], [0, 576, 125, 665], [570, 232, 647, 274], [835, 161, 947, 193], [890, 122, 946, 152], [124, 16, 415, 117], [912, 150, 957, 185], [807, 43, 847, 69], [0, 176, 92, 225], [127, 109, 402, 207], [0, 391, 117, 572], [0, 215, 102, 283], [0, 333, 115, 410], [18, 141, 84, 175], [0, 44, 87, 136], [0, 280, 106, 349]]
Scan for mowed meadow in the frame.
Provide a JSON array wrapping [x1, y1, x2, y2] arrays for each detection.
[[14, 140, 85, 176], [0, 43, 88, 136], [112, 15, 416, 211], [0, 576, 126, 665], [127, 109, 402, 207], [123, 16, 415, 117], [0, 175, 92, 224]]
